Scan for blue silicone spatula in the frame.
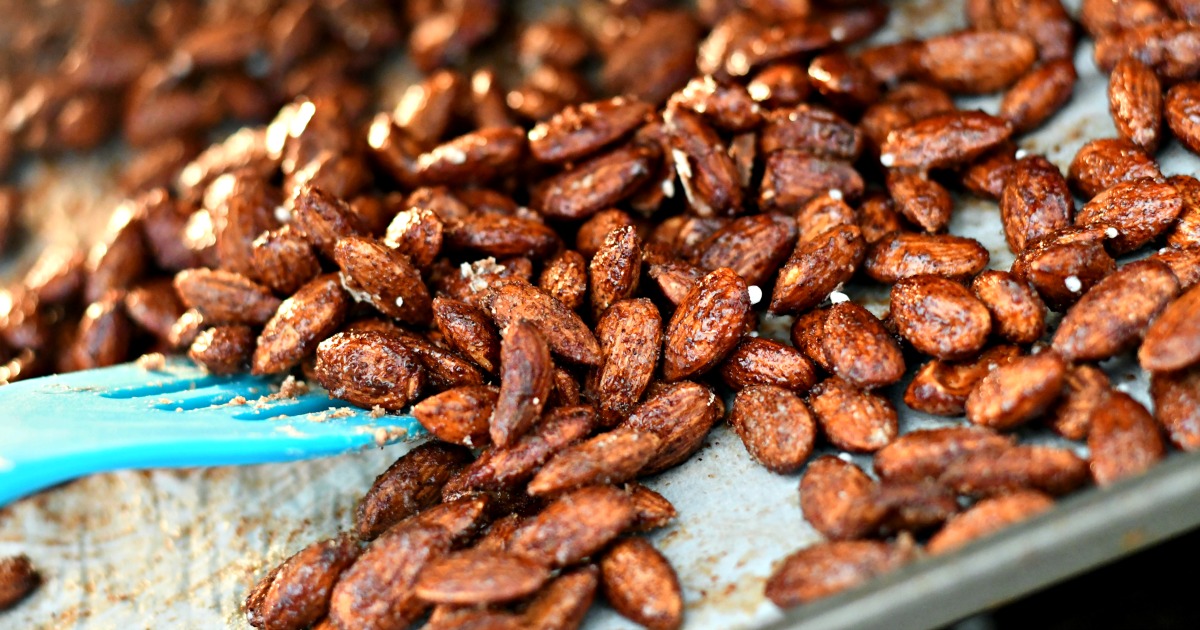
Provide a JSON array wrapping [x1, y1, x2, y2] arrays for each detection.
[[0, 357, 425, 507]]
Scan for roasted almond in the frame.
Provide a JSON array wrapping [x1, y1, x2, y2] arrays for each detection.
[[1047, 364, 1112, 440], [1088, 391, 1166, 486], [509, 485, 637, 568], [622, 380, 723, 474], [808, 377, 898, 453], [356, 443, 473, 540], [998, 59, 1077, 133], [886, 169, 952, 234], [970, 271, 1047, 344], [1011, 226, 1117, 311], [999, 155, 1074, 254], [491, 320, 554, 448], [1151, 366, 1200, 452], [626, 482, 678, 532], [174, 267, 281, 325], [765, 539, 912, 608], [1052, 260, 1180, 361], [695, 213, 798, 287], [527, 428, 660, 496], [433, 297, 501, 374], [799, 456, 883, 541], [328, 521, 451, 629], [904, 346, 1022, 416], [864, 232, 989, 284], [589, 225, 642, 318], [1166, 81, 1200, 155], [253, 274, 349, 375], [881, 110, 1013, 170], [1140, 282, 1200, 372], [1074, 177, 1182, 254], [820, 302, 906, 389], [718, 336, 818, 393], [489, 281, 602, 366], [770, 224, 866, 314], [729, 385, 817, 473], [1067, 138, 1161, 200], [464, 406, 597, 492], [412, 385, 499, 448], [600, 538, 684, 630], [415, 548, 551, 605], [874, 426, 1015, 483], [520, 566, 599, 630], [314, 331, 426, 411], [529, 96, 653, 163], [249, 535, 360, 630], [1109, 56, 1164, 152], [662, 267, 750, 380], [927, 491, 1053, 555], [538, 250, 588, 312], [966, 351, 1066, 430], [891, 275, 992, 360], [917, 31, 1037, 94], [939, 445, 1090, 497], [593, 298, 662, 425], [1167, 174, 1200, 248]]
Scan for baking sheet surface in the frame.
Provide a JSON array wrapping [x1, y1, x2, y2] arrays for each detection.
[[2, 1, 1198, 628]]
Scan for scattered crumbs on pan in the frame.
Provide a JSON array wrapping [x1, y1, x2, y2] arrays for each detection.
[[136, 353, 167, 371]]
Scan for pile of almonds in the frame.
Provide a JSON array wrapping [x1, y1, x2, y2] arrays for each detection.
[[5, 0, 1200, 627]]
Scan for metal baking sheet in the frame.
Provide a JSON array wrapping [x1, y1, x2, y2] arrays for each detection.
[[3, 0, 1200, 628]]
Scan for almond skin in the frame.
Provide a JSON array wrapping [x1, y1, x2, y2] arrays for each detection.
[[662, 267, 750, 380], [1052, 260, 1180, 362]]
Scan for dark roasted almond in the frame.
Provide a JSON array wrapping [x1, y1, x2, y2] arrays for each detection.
[[891, 275, 992, 360], [415, 549, 551, 605], [356, 443, 473, 540], [874, 426, 1015, 483], [939, 445, 1089, 497], [622, 380, 723, 474], [1140, 282, 1200, 372], [1052, 260, 1180, 361], [527, 429, 661, 496], [491, 320, 554, 448], [865, 232, 989, 284], [509, 485, 637, 568], [1088, 391, 1166, 486], [820, 302, 906, 388], [799, 456, 883, 541], [315, 331, 425, 411], [718, 337, 818, 393], [927, 491, 1053, 555], [253, 274, 349, 375], [1151, 366, 1200, 452], [765, 540, 912, 608], [881, 110, 1013, 170], [489, 281, 602, 366]]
